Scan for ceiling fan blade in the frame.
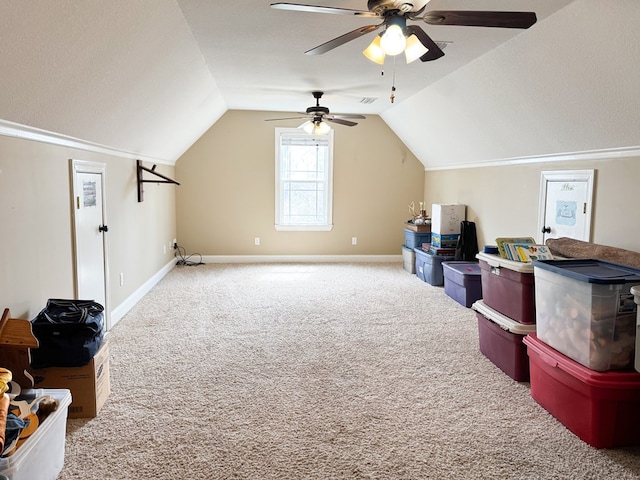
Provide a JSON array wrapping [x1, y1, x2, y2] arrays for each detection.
[[264, 116, 309, 122], [270, 2, 380, 18], [422, 10, 537, 29], [329, 114, 366, 120], [305, 23, 382, 55], [406, 25, 444, 62], [326, 118, 358, 127]]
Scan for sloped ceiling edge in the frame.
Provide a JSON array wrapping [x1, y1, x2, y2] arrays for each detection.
[[381, 0, 640, 169], [0, 0, 227, 164]]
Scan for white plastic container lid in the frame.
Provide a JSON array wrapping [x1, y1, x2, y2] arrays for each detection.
[[631, 285, 640, 303], [632, 286, 640, 374], [472, 300, 537, 335], [476, 252, 534, 274]]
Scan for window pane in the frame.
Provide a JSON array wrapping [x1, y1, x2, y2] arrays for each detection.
[[275, 128, 333, 229], [282, 146, 327, 181], [282, 183, 326, 224]]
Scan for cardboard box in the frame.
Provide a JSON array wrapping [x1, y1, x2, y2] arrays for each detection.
[[431, 233, 459, 248], [404, 222, 431, 233], [431, 204, 465, 234], [30, 339, 110, 418]]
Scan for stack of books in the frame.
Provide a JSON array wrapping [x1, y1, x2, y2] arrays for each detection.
[[495, 237, 553, 262], [421, 243, 456, 256]]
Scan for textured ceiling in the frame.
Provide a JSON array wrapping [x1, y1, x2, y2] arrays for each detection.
[[177, 0, 574, 115], [0, 0, 590, 164]]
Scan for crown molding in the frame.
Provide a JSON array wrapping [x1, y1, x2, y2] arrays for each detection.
[[424, 146, 640, 171], [0, 119, 172, 165]]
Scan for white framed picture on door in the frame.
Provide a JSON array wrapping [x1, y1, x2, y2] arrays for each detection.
[[537, 169, 595, 244]]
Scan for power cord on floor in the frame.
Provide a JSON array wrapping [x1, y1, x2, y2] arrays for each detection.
[[174, 244, 204, 266]]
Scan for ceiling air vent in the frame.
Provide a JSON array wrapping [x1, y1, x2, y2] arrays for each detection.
[[360, 97, 377, 104]]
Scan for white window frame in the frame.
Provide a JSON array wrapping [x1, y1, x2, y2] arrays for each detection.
[[274, 128, 334, 231]]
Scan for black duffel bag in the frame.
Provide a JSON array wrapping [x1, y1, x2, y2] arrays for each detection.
[[30, 299, 105, 369]]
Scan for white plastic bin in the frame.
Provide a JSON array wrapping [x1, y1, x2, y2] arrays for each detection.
[[632, 285, 640, 373], [534, 259, 640, 371], [0, 389, 72, 480]]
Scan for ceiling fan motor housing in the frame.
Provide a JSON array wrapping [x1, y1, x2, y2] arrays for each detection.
[[367, 0, 430, 15], [308, 91, 330, 115], [307, 106, 329, 115]]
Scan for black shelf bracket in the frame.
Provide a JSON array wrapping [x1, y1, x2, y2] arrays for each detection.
[[137, 160, 180, 202]]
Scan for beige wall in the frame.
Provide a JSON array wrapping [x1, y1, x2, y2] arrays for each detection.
[[4, 109, 636, 324], [0, 135, 177, 320], [423, 156, 640, 253], [175, 110, 425, 255]]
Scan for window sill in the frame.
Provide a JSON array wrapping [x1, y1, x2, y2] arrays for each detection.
[[275, 224, 334, 232]]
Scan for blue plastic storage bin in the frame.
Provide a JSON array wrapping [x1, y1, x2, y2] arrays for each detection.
[[414, 247, 454, 286], [404, 228, 432, 250], [442, 261, 482, 307]]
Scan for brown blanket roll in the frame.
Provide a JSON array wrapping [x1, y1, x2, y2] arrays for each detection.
[[545, 237, 640, 269]]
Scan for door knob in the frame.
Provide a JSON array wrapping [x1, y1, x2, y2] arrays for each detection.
[[98, 225, 109, 233], [541, 226, 551, 234]]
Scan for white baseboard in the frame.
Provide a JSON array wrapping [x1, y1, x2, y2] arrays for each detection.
[[109, 259, 177, 329], [200, 254, 402, 264]]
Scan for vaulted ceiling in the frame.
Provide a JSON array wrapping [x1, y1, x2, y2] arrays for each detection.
[[1, 1, 638, 168]]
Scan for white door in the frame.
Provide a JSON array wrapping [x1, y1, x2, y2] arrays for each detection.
[[537, 170, 595, 244], [71, 160, 110, 328]]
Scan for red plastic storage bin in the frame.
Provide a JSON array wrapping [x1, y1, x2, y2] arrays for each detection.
[[524, 333, 640, 448], [477, 252, 535, 324], [472, 300, 536, 381]]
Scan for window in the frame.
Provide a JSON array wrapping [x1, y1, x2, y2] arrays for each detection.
[[275, 128, 334, 231]]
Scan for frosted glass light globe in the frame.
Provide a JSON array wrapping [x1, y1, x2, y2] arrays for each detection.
[[380, 25, 406, 56]]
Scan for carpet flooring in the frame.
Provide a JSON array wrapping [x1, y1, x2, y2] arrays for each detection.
[[57, 263, 640, 479]]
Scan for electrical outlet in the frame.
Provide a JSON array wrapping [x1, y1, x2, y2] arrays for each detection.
[[172, 238, 177, 249], [163, 244, 167, 254], [352, 237, 358, 246], [119, 273, 124, 286], [254, 237, 260, 246]]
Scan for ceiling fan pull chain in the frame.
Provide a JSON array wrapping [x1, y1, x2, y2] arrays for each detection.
[[390, 56, 397, 103]]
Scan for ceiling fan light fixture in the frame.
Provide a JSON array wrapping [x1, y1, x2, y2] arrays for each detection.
[[315, 121, 331, 135], [363, 35, 385, 65], [404, 33, 428, 63], [300, 120, 331, 135], [379, 24, 406, 56]]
